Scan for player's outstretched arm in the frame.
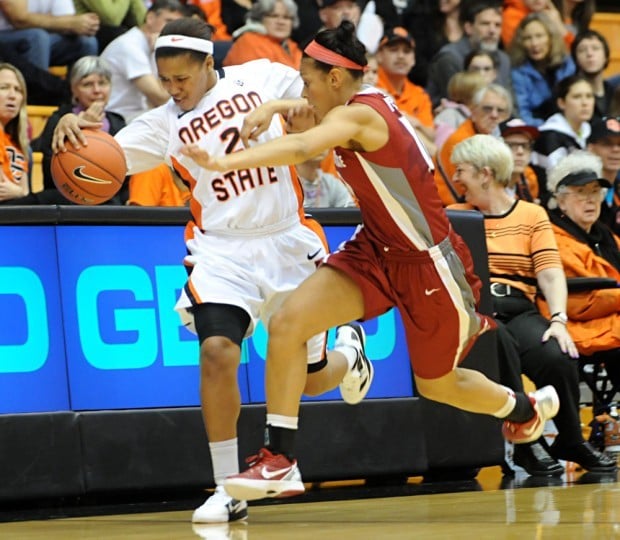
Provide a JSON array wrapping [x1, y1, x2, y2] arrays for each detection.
[[182, 105, 373, 172], [51, 113, 103, 153], [240, 98, 307, 146]]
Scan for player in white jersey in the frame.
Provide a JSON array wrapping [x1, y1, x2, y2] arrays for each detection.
[[51, 17, 373, 523]]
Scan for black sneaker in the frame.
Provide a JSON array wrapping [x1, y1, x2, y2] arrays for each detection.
[[549, 441, 618, 473], [513, 441, 564, 477]]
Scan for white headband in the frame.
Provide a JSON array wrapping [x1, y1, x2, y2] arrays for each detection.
[[155, 34, 214, 55]]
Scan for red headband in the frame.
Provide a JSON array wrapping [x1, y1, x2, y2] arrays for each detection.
[[304, 40, 366, 71]]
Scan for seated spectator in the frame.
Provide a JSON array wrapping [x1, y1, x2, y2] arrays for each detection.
[[375, 27, 436, 155], [32, 56, 127, 204], [0, 63, 30, 204], [572, 30, 616, 121], [400, 0, 464, 87], [426, 0, 512, 108], [502, 0, 574, 50], [101, 0, 185, 123], [73, 0, 147, 52], [435, 83, 512, 205], [509, 12, 575, 127], [128, 163, 190, 206], [499, 118, 542, 204], [223, 0, 302, 69], [542, 150, 620, 386], [531, 74, 594, 173], [434, 71, 486, 149], [0, 0, 99, 72], [464, 49, 499, 86], [449, 133, 616, 475], [587, 117, 620, 235], [296, 153, 355, 208]]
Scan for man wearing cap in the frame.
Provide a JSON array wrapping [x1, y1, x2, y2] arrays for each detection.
[[587, 116, 620, 235], [426, 0, 512, 108], [500, 118, 543, 205], [101, 0, 186, 122], [376, 27, 436, 155]]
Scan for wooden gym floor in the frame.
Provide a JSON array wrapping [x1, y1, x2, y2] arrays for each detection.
[[2, 462, 619, 540]]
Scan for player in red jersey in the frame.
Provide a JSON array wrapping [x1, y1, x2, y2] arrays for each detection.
[[181, 20, 560, 502]]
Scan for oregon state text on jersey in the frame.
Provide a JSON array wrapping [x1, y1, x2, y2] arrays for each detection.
[[115, 59, 304, 232]]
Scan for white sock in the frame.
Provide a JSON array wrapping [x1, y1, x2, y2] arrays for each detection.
[[492, 386, 516, 418], [333, 344, 357, 371], [266, 414, 298, 430], [209, 438, 239, 485]]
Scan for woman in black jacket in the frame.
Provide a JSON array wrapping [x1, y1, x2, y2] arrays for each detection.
[[33, 55, 127, 204]]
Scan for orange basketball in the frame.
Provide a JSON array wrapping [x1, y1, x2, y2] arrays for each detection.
[[51, 129, 127, 205]]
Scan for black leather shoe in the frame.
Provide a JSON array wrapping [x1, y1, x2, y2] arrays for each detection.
[[513, 441, 564, 477], [550, 441, 618, 473]]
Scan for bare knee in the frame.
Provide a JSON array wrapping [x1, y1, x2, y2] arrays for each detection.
[[199, 336, 241, 382], [268, 308, 308, 347]]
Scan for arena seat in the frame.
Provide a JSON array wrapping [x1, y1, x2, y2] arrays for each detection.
[[27, 105, 58, 140], [591, 12, 620, 77]]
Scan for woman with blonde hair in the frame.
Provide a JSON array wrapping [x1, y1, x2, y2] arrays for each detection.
[[449, 134, 615, 475], [0, 63, 30, 204], [510, 12, 575, 126]]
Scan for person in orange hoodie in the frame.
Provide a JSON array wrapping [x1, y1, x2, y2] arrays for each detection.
[[223, 0, 302, 69], [541, 150, 620, 379]]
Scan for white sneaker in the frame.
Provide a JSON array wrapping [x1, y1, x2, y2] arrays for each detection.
[[336, 323, 374, 404], [503, 386, 560, 444], [192, 485, 248, 523]]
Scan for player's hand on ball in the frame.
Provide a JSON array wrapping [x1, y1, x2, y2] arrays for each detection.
[[52, 113, 103, 153], [181, 144, 225, 171]]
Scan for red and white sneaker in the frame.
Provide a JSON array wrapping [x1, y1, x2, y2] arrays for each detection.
[[502, 385, 560, 444], [223, 448, 305, 501]]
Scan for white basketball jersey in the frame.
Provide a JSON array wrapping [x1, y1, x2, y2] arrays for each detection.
[[115, 59, 304, 232]]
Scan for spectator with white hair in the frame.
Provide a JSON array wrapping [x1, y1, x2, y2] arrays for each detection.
[[448, 134, 616, 476], [542, 150, 620, 380]]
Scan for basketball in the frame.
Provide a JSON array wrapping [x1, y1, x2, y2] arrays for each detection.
[[51, 129, 127, 205]]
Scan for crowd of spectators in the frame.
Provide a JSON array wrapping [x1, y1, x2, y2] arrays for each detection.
[[2, 0, 620, 478]]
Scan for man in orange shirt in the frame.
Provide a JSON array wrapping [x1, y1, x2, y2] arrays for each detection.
[[434, 83, 512, 206], [376, 27, 436, 155]]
